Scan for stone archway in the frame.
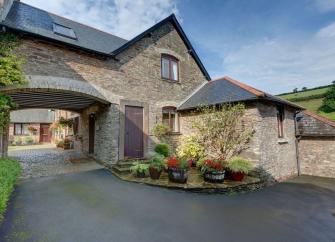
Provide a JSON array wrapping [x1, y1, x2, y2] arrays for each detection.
[[0, 75, 111, 157]]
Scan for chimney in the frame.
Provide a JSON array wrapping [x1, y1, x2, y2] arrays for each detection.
[[0, 0, 14, 22]]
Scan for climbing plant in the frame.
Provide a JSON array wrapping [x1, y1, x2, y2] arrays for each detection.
[[0, 33, 26, 131]]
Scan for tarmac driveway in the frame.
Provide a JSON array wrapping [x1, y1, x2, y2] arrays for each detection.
[[0, 170, 334, 242]]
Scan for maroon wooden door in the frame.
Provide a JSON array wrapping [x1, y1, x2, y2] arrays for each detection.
[[40, 124, 51, 143], [89, 114, 95, 154], [124, 106, 144, 158]]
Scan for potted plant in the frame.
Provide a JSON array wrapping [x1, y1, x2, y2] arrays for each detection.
[[56, 140, 64, 148], [63, 138, 71, 150], [149, 153, 166, 179], [201, 159, 225, 183], [130, 162, 149, 178], [167, 157, 189, 183], [154, 143, 169, 157], [227, 156, 252, 181]]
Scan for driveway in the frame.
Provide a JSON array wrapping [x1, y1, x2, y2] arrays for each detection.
[[0, 170, 334, 242], [8, 144, 102, 179]]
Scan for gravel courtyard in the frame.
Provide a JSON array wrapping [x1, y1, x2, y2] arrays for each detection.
[[8, 144, 102, 179], [0, 170, 334, 242]]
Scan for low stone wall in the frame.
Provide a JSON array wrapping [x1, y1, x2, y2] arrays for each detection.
[[298, 137, 335, 178]]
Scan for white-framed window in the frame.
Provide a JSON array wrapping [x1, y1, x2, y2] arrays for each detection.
[[161, 54, 179, 81]]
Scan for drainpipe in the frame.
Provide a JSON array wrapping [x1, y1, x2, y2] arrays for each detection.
[[294, 111, 301, 176]]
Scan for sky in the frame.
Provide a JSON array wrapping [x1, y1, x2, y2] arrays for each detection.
[[21, 0, 335, 94]]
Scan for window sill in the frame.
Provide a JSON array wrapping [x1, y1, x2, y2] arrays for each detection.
[[277, 139, 289, 144], [168, 132, 182, 136]]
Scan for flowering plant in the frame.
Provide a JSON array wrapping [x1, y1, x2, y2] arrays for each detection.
[[200, 159, 224, 174], [167, 157, 190, 170]]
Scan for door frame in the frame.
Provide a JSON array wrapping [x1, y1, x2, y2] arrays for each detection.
[[119, 100, 149, 160]]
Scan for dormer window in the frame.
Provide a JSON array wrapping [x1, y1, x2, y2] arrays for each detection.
[[161, 54, 179, 81], [53, 23, 77, 40]]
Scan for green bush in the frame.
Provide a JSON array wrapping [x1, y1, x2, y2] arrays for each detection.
[[130, 162, 149, 176], [24, 136, 34, 144], [154, 143, 169, 157], [0, 158, 21, 221], [152, 123, 169, 138], [176, 135, 204, 160], [14, 136, 22, 145], [227, 156, 252, 174], [149, 153, 166, 171]]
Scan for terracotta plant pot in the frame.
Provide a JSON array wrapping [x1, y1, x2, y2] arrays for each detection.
[[168, 168, 188, 183], [203, 171, 225, 183], [230, 172, 245, 181], [149, 167, 162, 179]]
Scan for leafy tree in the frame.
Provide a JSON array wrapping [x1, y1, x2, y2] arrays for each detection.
[[332, 80, 335, 85], [302, 87, 307, 91], [192, 104, 253, 162], [320, 84, 335, 113], [293, 88, 298, 93]]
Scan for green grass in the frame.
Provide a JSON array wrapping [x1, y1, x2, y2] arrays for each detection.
[[279, 87, 329, 100], [279, 86, 335, 121], [0, 158, 21, 222]]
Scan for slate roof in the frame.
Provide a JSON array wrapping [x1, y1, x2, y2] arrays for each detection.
[[178, 76, 304, 110], [296, 111, 335, 136], [1, 1, 128, 55]]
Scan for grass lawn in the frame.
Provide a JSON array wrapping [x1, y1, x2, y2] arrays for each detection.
[[289, 98, 335, 120], [0, 158, 21, 222]]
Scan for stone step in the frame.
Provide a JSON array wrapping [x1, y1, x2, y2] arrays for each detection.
[[117, 160, 149, 168], [112, 165, 132, 175], [112, 159, 149, 175]]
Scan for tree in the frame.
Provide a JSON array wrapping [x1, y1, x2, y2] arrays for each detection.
[[302, 87, 307, 91], [332, 80, 335, 85], [320, 84, 335, 113], [293, 88, 298, 93], [192, 104, 253, 162]]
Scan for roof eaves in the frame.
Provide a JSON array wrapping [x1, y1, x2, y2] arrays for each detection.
[[111, 14, 211, 80]]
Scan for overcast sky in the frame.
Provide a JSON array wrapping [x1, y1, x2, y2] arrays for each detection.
[[22, 0, 335, 94]]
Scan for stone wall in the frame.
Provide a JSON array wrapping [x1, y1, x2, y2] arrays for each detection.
[[298, 137, 335, 178], [12, 21, 206, 163], [178, 101, 299, 181]]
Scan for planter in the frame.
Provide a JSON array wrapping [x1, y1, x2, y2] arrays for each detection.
[[168, 168, 188, 183], [230, 171, 245, 181], [149, 167, 162, 179], [63, 143, 71, 150], [203, 170, 225, 183], [136, 171, 148, 178]]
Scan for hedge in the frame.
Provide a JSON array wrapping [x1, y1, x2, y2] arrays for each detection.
[[0, 158, 21, 222]]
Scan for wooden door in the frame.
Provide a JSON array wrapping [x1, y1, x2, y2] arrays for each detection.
[[124, 106, 144, 158], [40, 124, 51, 143], [89, 114, 95, 154]]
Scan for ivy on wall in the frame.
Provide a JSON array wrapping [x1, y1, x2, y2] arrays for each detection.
[[0, 33, 26, 131]]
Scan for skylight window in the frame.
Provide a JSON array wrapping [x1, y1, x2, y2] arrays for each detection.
[[53, 23, 77, 40]]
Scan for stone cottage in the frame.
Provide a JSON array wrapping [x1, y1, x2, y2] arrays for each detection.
[[0, 0, 310, 181]]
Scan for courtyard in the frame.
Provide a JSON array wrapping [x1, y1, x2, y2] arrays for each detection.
[[0, 169, 334, 242]]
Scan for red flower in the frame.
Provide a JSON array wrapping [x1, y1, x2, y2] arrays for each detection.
[[167, 157, 180, 169], [203, 159, 223, 171]]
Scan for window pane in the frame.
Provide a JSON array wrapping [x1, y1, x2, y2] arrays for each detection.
[[22, 124, 29, 135], [162, 112, 170, 127], [172, 61, 178, 81], [162, 58, 170, 79], [15, 124, 22, 135]]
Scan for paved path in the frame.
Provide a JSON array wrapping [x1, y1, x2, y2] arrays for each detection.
[[8, 144, 102, 179], [0, 171, 334, 242]]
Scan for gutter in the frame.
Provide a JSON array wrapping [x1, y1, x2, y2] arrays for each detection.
[[294, 110, 302, 176]]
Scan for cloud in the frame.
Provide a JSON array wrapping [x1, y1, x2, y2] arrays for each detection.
[[313, 0, 335, 12], [21, 0, 178, 39], [218, 22, 335, 94]]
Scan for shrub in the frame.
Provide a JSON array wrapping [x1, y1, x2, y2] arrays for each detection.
[[154, 143, 169, 157], [149, 153, 166, 171], [176, 135, 204, 160], [227, 156, 252, 174], [56, 140, 64, 148], [24, 136, 34, 144], [152, 123, 169, 139], [0, 158, 21, 221], [200, 159, 224, 174], [196, 157, 207, 169], [130, 162, 149, 176], [14, 136, 22, 145]]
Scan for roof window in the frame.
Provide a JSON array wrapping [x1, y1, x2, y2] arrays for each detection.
[[53, 23, 77, 39]]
